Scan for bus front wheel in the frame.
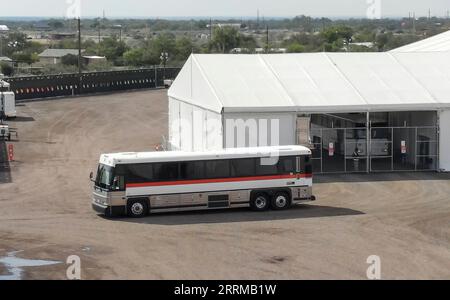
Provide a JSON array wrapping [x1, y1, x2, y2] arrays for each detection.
[[127, 199, 149, 218], [250, 193, 270, 211]]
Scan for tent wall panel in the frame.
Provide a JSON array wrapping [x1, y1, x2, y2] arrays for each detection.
[[439, 110, 450, 171], [223, 112, 296, 148]]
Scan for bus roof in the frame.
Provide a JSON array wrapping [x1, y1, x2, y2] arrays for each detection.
[[99, 146, 311, 167]]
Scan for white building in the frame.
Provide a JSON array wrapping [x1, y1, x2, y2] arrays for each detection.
[[168, 36, 450, 173]]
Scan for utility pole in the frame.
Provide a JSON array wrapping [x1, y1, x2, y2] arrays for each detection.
[[209, 18, 212, 40], [265, 25, 269, 53], [160, 52, 168, 81], [98, 17, 102, 45], [257, 9, 260, 31], [77, 18, 82, 95]]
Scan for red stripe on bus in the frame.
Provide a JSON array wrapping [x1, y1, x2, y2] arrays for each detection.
[[126, 173, 312, 188]]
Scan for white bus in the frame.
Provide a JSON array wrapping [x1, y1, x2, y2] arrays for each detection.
[[91, 146, 314, 218]]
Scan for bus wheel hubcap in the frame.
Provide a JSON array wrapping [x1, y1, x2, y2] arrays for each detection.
[[131, 203, 144, 215], [255, 197, 266, 209], [276, 196, 287, 207]]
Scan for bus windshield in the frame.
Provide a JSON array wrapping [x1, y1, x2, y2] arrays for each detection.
[[95, 164, 114, 190]]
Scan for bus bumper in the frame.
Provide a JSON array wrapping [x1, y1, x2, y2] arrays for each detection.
[[92, 202, 126, 216], [92, 202, 108, 214]]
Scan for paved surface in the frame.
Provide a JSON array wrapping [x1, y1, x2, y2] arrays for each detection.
[[1, 90, 450, 279]]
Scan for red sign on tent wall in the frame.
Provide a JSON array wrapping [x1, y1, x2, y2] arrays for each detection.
[[401, 141, 407, 154], [328, 142, 335, 156], [8, 144, 14, 161]]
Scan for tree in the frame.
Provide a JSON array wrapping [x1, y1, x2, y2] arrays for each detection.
[[0, 63, 14, 77], [61, 54, 79, 66], [322, 25, 354, 44], [123, 48, 145, 66], [375, 33, 390, 51], [175, 37, 198, 61], [209, 27, 240, 53], [152, 33, 176, 58], [287, 42, 305, 53], [12, 52, 39, 66], [48, 20, 64, 30], [96, 36, 129, 65], [239, 35, 257, 52]]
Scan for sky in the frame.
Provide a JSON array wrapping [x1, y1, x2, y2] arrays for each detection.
[[1, 0, 449, 19]]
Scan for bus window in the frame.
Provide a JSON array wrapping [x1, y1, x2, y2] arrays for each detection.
[[255, 159, 278, 176], [205, 160, 230, 179], [230, 158, 256, 177], [95, 164, 114, 190], [113, 165, 126, 191], [180, 161, 205, 180], [278, 156, 296, 173], [301, 156, 313, 174], [153, 162, 179, 181], [126, 164, 154, 183]]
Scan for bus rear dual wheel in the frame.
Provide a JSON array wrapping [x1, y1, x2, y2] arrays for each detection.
[[250, 192, 291, 211]]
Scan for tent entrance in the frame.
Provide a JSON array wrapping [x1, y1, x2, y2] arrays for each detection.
[[303, 112, 439, 174]]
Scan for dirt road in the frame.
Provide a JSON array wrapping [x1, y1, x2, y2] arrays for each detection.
[[1, 90, 450, 279]]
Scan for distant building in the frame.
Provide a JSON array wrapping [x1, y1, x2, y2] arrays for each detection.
[[0, 57, 13, 64], [0, 25, 9, 32], [38, 49, 85, 65], [49, 33, 77, 40], [349, 42, 375, 48], [207, 23, 242, 30], [33, 22, 51, 31], [82, 56, 107, 65]]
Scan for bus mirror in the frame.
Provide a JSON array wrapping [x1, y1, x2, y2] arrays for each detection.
[[89, 171, 94, 182]]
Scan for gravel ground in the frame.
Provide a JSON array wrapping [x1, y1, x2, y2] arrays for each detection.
[[0, 89, 450, 280]]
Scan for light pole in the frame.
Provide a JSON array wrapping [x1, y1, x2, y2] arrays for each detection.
[[114, 24, 123, 42], [160, 51, 169, 80], [7, 41, 19, 74]]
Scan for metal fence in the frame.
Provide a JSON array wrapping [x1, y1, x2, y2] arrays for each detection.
[[310, 126, 439, 174], [6, 67, 181, 101]]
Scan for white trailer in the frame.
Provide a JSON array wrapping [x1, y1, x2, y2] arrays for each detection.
[[0, 79, 16, 118]]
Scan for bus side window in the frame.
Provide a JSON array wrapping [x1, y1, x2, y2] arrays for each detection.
[[113, 165, 126, 191], [301, 156, 313, 174], [180, 161, 205, 180], [278, 156, 296, 174], [153, 163, 179, 181], [114, 176, 125, 191]]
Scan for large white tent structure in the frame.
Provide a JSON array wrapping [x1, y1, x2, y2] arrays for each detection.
[[391, 30, 450, 52], [168, 48, 450, 172]]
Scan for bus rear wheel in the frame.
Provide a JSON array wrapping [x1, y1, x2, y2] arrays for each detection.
[[127, 199, 149, 218], [271, 192, 291, 210], [250, 193, 270, 211]]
